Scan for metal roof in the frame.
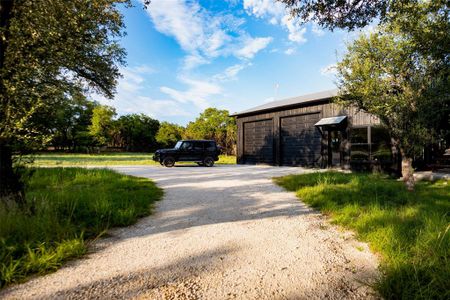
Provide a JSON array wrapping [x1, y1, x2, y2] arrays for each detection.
[[315, 115, 347, 126], [230, 89, 338, 117]]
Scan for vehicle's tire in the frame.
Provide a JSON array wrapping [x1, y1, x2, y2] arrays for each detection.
[[163, 157, 175, 167], [203, 156, 214, 167]]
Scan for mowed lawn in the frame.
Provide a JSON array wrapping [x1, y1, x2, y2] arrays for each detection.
[[0, 168, 163, 288], [274, 172, 450, 300], [27, 152, 236, 166]]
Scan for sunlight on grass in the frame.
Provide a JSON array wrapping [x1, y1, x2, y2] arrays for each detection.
[[26, 152, 236, 166], [274, 172, 450, 299], [0, 168, 163, 287], [217, 155, 236, 164]]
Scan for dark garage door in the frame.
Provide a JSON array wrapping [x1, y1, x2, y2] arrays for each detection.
[[243, 119, 274, 164], [281, 113, 321, 166]]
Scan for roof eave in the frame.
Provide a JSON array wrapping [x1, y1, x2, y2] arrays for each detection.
[[230, 97, 332, 118]]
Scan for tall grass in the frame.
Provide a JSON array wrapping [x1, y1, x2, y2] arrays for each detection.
[[0, 168, 162, 287], [27, 152, 236, 166], [274, 172, 450, 299]]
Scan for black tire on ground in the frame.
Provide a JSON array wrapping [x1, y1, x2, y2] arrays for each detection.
[[163, 157, 175, 167], [203, 156, 214, 167]]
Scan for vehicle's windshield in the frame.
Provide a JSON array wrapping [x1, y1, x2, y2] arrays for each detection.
[[174, 141, 183, 149]]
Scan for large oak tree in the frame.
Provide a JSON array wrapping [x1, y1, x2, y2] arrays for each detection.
[[281, 0, 449, 187], [336, 21, 449, 189], [0, 0, 128, 200]]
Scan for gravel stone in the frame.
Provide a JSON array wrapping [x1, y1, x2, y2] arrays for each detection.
[[1, 165, 380, 299]]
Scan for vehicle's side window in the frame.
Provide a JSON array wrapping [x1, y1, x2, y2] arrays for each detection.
[[193, 142, 204, 151], [181, 141, 193, 150], [206, 142, 216, 151]]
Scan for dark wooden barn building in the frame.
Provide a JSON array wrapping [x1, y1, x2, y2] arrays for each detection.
[[231, 89, 395, 170]]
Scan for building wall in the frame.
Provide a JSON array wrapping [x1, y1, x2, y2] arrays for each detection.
[[236, 99, 380, 167]]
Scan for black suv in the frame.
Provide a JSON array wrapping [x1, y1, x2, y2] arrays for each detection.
[[153, 140, 221, 167]]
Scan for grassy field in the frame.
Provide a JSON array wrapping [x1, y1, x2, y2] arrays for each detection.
[[26, 152, 236, 166], [274, 172, 450, 299], [0, 168, 163, 288]]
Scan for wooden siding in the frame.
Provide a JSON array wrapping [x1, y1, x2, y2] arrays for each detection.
[[236, 100, 380, 166]]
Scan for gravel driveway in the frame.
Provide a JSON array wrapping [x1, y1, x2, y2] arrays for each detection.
[[1, 165, 379, 299]]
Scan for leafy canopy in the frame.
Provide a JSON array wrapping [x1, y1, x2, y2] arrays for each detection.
[[278, 0, 394, 30], [336, 15, 449, 158], [115, 114, 160, 151], [184, 108, 237, 154], [156, 122, 185, 149], [0, 0, 128, 148], [89, 105, 117, 146], [279, 0, 449, 63]]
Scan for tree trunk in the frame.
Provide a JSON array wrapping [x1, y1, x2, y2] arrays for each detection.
[[0, 1, 23, 204], [0, 141, 24, 204], [400, 151, 415, 191]]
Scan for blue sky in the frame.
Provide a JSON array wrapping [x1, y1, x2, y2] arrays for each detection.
[[96, 0, 360, 125]]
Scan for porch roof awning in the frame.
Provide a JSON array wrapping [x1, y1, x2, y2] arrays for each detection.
[[314, 115, 347, 127]]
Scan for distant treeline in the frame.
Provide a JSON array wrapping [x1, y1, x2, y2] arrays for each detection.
[[45, 96, 236, 154]]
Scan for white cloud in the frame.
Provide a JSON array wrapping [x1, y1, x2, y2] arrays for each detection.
[[158, 61, 255, 116], [183, 54, 210, 70], [284, 47, 296, 55], [213, 63, 250, 81], [160, 76, 222, 110], [130, 65, 155, 74], [223, 64, 246, 79], [244, 0, 307, 44], [162, 62, 251, 111], [320, 63, 337, 76], [92, 65, 190, 118], [138, 0, 275, 116], [131, 97, 191, 118], [94, 93, 189, 119], [243, 0, 285, 18], [116, 65, 155, 94], [235, 37, 273, 59], [146, 0, 272, 69], [289, 28, 307, 43], [281, 15, 307, 43], [120, 70, 142, 84], [146, 0, 205, 54]]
